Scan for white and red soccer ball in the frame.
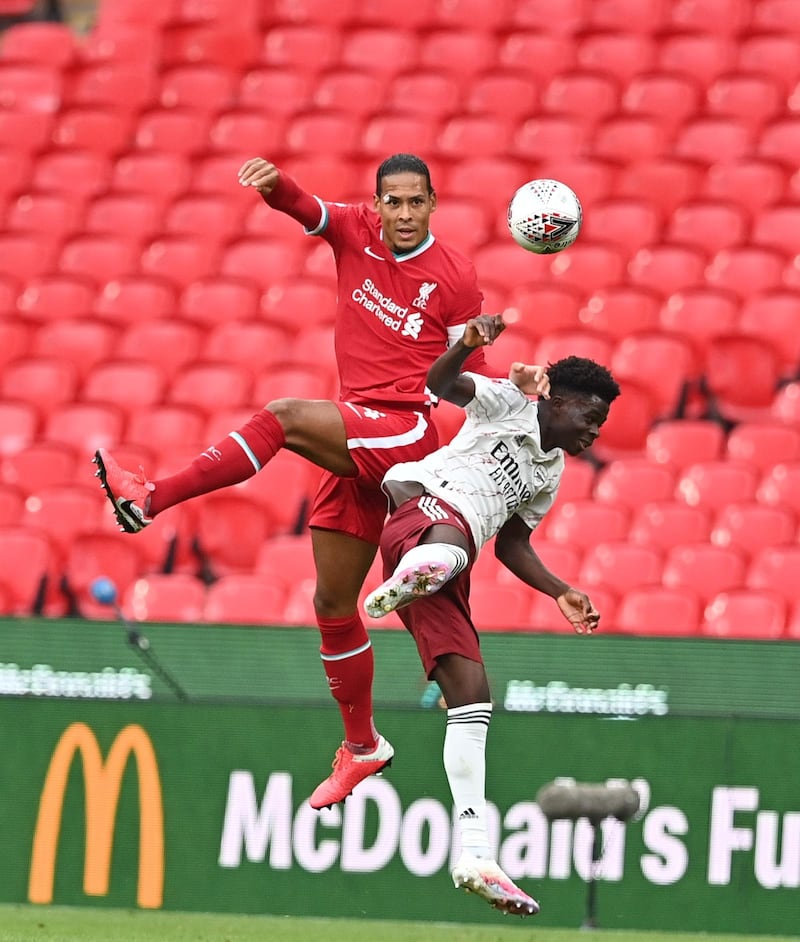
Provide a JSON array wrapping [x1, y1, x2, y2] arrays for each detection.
[[507, 179, 582, 254]]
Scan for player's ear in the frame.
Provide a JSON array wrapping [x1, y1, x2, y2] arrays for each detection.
[[429, 191, 437, 212], [373, 193, 381, 211]]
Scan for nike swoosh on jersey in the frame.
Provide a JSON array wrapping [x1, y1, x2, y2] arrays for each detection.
[[364, 246, 385, 260]]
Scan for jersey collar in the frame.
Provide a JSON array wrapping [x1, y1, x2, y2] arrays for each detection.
[[380, 230, 436, 261]]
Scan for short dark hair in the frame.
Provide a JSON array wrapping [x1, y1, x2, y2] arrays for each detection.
[[547, 356, 620, 405], [376, 154, 434, 195]]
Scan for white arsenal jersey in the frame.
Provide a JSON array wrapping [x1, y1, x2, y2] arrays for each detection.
[[383, 373, 565, 552]]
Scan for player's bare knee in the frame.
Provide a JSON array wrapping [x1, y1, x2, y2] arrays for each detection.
[[266, 398, 302, 435]]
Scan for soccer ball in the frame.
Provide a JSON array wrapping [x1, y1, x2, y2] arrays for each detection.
[[507, 179, 583, 254]]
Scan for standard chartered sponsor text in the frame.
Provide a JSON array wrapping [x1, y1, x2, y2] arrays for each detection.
[[0, 662, 151, 699], [352, 278, 409, 331], [505, 679, 668, 716]]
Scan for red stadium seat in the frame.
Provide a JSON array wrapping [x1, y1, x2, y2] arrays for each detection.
[[94, 276, 177, 326], [665, 202, 747, 256], [593, 116, 666, 163], [419, 29, 500, 77], [0, 527, 55, 615], [139, 236, 221, 290], [0, 234, 60, 280], [0, 151, 32, 201], [134, 108, 211, 156], [173, 0, 260, 26], [738, 35, 800, 95], [504, 284, 583, 335], [620, 72, 701, 134], [540, 72, 619, 129], [657, 35, 736, 86], [534, 331, 614, 368], [726, 423, 800, 472], [158, 65, 238, 112], [757, 463, 800, 515], [168, 363, 252, 414], [179, 278, 259, 326], [473, 244, 550, 292], [202, 322, 292, 374], [193, 493, 272, 572], [757, 118, 800, 168], [255, 533, 315, 589], [702, 335, 781, 419], [166, 196, 245, 241], [123, 573, 207, 623], [615, 158, 703, 216], [0, 111, 51, 153], [503, 540, 583, 587], [629, 501, 711, 551], [511, 116, 587, 163], [220, 238, 306, 288], [464, 74, 537, 121], [5, 192, 83, 240], [1, 357, 77, 414], [313, 69, 387, 117], [752, 0, 800, 32], [702, 590, 786, 640], [52, 108, 133, 156], [66, 62, 158, 113], [645, 420, 725, 469], [580, 542, 663, 596], [426, 200, 490, 256], [436, 116, 513, 161], [771, 384, 800, 425], [591, 382, 658, 459], [253, 365, 334, 404], [22, 483, 105, 555], [160, 26, 260, 69], [711, 503, 797, 556], [261, 279, 337, 329], [751, 206, 800, 256], [674, 118, 754, 165], [739, 294, 800, 374], [577, 33, 656, 85], [338, 29, 417, 77], [204, 574, 287, 625], [44, 402, 124, 452], [361, 115, 438, 160], [428, 0, 514, 30], [0, 317, 29, 373], [0, 21, 78, 66], [627, 245, 706, 296], [208, 111, 285, 155], [706, 75, 782, 132], [0, 63, 62, 112], [553, 458, 596, 505], [82, 360, 167, 421], [0, 402, 37, 455], [580, 201, 661, 257], [676, 461, 759, 511], [705, 247, 784, 300], [469, 582, 534, 631], [544, 500, 630, 549], [746, 544, 800, 604], [259, 26, 341, 74], [58, 235, 139, 282], [593, 459, 675, 510], [611, 333, 697, 418], [111, 153, 192, 201], [63, 532, 145, 620], [538, 157, 616, 209], [84, 195, 162, 241], [659, 289, 739, 358], [663, 543, 747, 602], [614, 586, 701, 638], [1, 441, 79, 494], [547, 244, 626, 293], [510, 0, 585, 34], [127, 405, 206, 453], [31, 320, 115, 382], [701, 159, 788, 216]]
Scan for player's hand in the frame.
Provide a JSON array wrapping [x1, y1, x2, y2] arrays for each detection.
[[238, 157, 280, 195], [557, 588, 600, 635], [509, 362, 551, 399], [462, 314, 506, 348]]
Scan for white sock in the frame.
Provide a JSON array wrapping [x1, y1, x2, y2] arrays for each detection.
[[444, 702, 492, 859], [394, 542, 469, 580]]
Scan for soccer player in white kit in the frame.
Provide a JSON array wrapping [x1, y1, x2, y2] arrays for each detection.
[[364, 316, 620, 916]]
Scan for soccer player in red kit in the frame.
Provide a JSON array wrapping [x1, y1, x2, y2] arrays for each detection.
[[94, 153, 548, 809]]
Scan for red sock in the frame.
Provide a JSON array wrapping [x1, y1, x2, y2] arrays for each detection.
[[318, 613, 378, 750], [148, 410, 286, 517]]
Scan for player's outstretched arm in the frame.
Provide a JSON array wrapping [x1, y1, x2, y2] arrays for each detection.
[[238, 157, 324, 230], [509, 362, 551, 399], [238, 157, 280, 195], [428, 315, 505, 406]]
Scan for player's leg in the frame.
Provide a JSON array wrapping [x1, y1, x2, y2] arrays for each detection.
[[94, 399, 355, 533], [364, 502, 470, 618], [307, 485, 394, 810], [434, 653, 539, 917]]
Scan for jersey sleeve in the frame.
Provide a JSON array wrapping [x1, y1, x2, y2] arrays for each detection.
[[515, 483, 560, 533]]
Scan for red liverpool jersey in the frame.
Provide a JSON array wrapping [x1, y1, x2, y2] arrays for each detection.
[[311, 201, 488, 407]]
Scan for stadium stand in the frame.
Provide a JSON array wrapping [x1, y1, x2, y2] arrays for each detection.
[[0, 0, 799, 641]]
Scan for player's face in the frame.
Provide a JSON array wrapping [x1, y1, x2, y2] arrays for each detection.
[[551, 393, 610, 457], [375, 173, 436, 253]]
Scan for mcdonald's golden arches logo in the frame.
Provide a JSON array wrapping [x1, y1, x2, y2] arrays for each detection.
[[28, 722, 164, 908]]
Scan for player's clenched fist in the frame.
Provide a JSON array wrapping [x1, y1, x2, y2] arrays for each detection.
[[462, 314, 506, 348], [238, 157, 280, 195]]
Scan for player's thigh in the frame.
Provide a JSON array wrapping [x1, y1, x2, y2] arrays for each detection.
[[269, 399, 357, 477], [312, 528, 377, 616]]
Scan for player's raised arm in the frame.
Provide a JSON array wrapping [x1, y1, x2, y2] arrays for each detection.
[[237, 156, 324, 231], [427, 315, 506, 406]]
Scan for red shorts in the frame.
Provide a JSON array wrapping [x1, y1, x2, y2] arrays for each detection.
[[308, 402, 439, 545], [379, 495, 481, 677]]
